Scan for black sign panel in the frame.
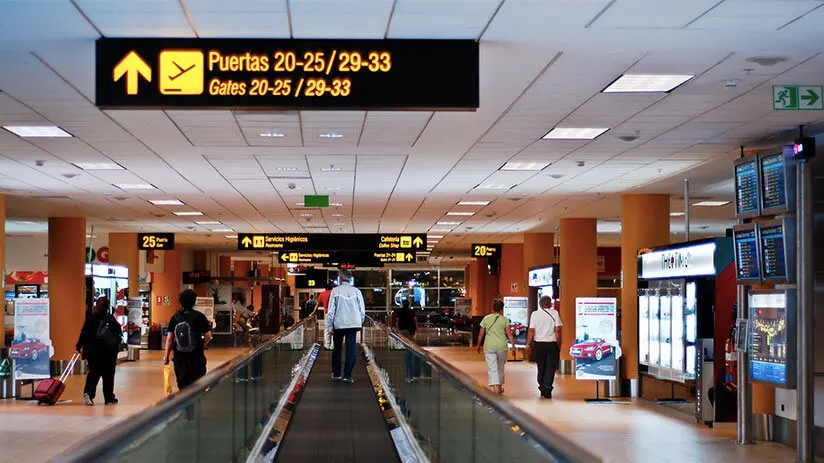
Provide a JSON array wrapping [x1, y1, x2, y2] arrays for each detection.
[[295, 269, 329, 289], [259, 285, 280, 335], [138, 233, 174, 250], [96, 38, 479, 110], [182, 270, 211, 285], [471, 243, 501, 259], [280, 250, 416, 266], [238, 233, 426, 252]]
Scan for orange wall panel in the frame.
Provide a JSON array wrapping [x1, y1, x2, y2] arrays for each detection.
[[48, 217, 86, 360], [151, 249, 182, 324], [498, 243, 525, 297]]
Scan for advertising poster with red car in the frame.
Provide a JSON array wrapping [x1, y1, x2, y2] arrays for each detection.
[[10, 298, 52, 380], [127, 298, 143, 346], [572, 297, 619, 380], [503, 296, 529, 346]]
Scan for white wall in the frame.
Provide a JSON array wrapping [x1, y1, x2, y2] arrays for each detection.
[[5, 235, 48, 271], [774, 379, 824, 427]]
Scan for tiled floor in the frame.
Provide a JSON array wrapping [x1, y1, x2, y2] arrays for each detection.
[[425, 346, 818, 463], [0, 348, 245, 463]]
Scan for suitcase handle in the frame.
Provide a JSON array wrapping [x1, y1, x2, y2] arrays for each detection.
[[58, 352, 81, 383]]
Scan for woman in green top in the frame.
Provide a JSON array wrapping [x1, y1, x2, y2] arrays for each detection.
[[476, 299, 516, 395]]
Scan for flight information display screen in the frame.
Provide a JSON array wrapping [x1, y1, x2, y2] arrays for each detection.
[[760, 223, 787, 280], [734, 157, 760, 217], [760, 153, 787, 212], [733, 226, 760, 282], [749, 292, 792, 386]]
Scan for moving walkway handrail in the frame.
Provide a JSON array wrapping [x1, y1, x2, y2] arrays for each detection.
[[368, 317, 601, 463], [54, 315, 317, 463]]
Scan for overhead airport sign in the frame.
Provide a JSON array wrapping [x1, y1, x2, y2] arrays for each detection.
[[279, 251, 416, 265], [238, 233, 426, 252], [471, 243, 501, 259], [138, 233, 174, 250], [95, 38, 479, 110], [773, 85, 823, 110]]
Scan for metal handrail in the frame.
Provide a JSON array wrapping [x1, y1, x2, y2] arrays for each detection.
[[366, 317, 602, 463], [53, 315, 317, 463]]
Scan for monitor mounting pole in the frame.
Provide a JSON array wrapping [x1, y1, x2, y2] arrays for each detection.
[[736, 146, 754, 446], [796, 126, 814, 463]]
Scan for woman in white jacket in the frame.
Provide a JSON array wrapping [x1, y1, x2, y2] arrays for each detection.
[[326, 268, 366, 383]]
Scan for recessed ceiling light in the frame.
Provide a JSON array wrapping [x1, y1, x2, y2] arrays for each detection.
[[211, 228, 234, 232], [3, 125, 73, 138], [225, 235, 238, 239], [330, 202, 343, 207], [692, 200, 730, 207], [331, 213, 344, 217], [295, 202, 305, 206], [430, 228, 454, 232], [548, 174, 565, 179], [318, 133, 343, 138], [670, 212, 686, 217], [326, 187, 342, 191], [331, 222, 345, 226], [499, 161, 549, 171], [259, 132, 285, 138], [115, 183, 155, 190], [476, 184, 514, 190], [174, 211, 204, 216], [446, 212, 474, 216], [195, 221, 221, 225], [603, 74, 694, 93], [274, 167, 298, 171], [73, 162, 124, 170], [321, 166, 342, 172], [428, 235, 444, 239], [437, 221, 461, 226], [458, 200, 490, 206], [300, 213, 313, 217], [149, 199, 184, 206], [542, 127, 609, 140]]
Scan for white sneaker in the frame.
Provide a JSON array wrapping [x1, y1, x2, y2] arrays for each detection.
[[83, 393, 94, 406]]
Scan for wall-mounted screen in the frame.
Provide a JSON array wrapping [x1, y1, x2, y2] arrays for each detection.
[[733, 224, 761, 283], [734, 154, 760, 218], [748, 290, 796, 388], [759, 218, 796, 284], [760, 150, 796, 215], [528, 266, 554, 287]]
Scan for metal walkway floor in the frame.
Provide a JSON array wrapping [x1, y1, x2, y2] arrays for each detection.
[[275, 349, 399, 463]]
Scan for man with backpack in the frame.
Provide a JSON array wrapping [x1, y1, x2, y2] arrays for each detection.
[[75, 296, 122, 406], [164, 289, 213, 390]]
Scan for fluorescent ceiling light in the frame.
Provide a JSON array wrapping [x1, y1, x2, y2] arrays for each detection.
[[458, 200, 490, 206], [295, 202, 305, 206], [437, 221, 461, 226], [174, 211, 204, 216], [225, 235, 238, 239], [73, 162, 123, 170], [326, 187, 342, 191], [274, 167, 298, 171], [430, 228, 454, 232], [321, 166, 342, 172], [331, 213, 344, 217], [195, 221, 221, 225], [330, 202, 343, 207], [692, 200, 730, 207], [259, 132, 285, 138], [603, 74, 694, 93], [476, 184, 514, 190], [331, 222, 345, 226], [149, 199, 184, 206], [3, 125, 72, 138], [300, 213, 313, 217], [446, 212, 474, 216], [318, 133, 343, 138], [542, 127, 609, 140], [428, 235, 444, 239], [115, 183, 155, 190], [500, 161, 549, 171], [211, 228, 234, 232], [670, 212, 686, 217]]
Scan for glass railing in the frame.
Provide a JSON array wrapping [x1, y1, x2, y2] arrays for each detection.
[[53, 315, 318, 463], [361, 317, 601, 463]]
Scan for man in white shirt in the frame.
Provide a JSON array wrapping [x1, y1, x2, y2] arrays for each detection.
[[526, 296, 562, 398], [326, 268, 366, 383]]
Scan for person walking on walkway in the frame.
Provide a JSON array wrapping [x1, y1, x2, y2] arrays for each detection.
[[164, 289, 213, 390], [326, 268, 365, 383], [76, 297, 121, 406], [477, 299, 516, 395], [527, 296, 563, 398]]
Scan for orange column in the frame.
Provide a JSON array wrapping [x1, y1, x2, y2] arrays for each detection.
[[621, 194, 670, 380], [523, 232, 555, 311], [151, 249, 181, 324], [559, 218, 598, 361], [469, 258, 499, 316], [498, 243, 525, 297], [193, 250, 208, 270], [48, 217, 86, 361], [219, 255, 231, 278], [233, 260, 250, 286], [108, 232, 139, 297], [0, 195, 5, 347]]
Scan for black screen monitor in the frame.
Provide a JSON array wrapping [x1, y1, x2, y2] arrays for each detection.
[[759, 218, 797, 284], [733, 154, 761, 219], [759, 149, 796, 215], [733, 224, 761, 283]]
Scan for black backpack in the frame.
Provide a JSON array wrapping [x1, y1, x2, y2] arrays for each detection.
[[173, 310, 200, 353], [96, 316, 120, 349]]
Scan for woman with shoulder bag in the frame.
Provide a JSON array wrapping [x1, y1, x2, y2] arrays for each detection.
[[75, 297, 122, 406], [477, 299, 516, 395]]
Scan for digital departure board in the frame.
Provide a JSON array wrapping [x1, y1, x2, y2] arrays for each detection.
[[759, 151, 796, 214], [734, 155, 760, 218], [733, 225, 760, 282], [759, 218, 796, 283], [96, 38, 479, 110], [748, 290, 796, 388]]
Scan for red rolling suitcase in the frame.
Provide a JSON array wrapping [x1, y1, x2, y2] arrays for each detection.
[[34, 352, 80, 405]]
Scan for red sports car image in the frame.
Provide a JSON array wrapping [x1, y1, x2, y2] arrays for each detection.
[[570, 338, 612, 361], [10, 338, 49, 361], [510, 322, 527, 337]]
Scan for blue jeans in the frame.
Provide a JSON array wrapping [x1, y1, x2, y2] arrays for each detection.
[[332, 328, 360, 379]]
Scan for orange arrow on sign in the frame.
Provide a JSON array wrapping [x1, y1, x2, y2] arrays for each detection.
[[113, 51, 152, 95]]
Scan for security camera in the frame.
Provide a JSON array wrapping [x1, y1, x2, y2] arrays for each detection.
[[288, 183, 296, 190], [449, 255, 454, 260]]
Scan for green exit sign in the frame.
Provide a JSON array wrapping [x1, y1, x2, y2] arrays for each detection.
[[304, 195, 329, 207]]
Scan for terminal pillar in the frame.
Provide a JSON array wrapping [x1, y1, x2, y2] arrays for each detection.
[[193, 250, 208, 270], [498, 243, 525, 297], [108, 233, 139, 298], [621, 194, 670, 383], [48, 217, 87, 361], [0, 195, 5, 347], [219, 255, 231, 278], [151, 249, 181, 324], [469, 258, 498, 316], [523, 232, 555, 315], [559, 218, 598, 364]]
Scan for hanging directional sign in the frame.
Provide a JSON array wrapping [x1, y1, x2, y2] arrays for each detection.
[[279, 251, 334, 264], [237, 233, 426, 252], [95, 38, 479, 110], [773, 85, 823, 110], [324, 251, 417, 267], [471, 243, 501, 259], [138, 233, 175, 250]]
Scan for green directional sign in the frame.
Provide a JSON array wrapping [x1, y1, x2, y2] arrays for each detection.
[[773, 85, 823, 110]]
